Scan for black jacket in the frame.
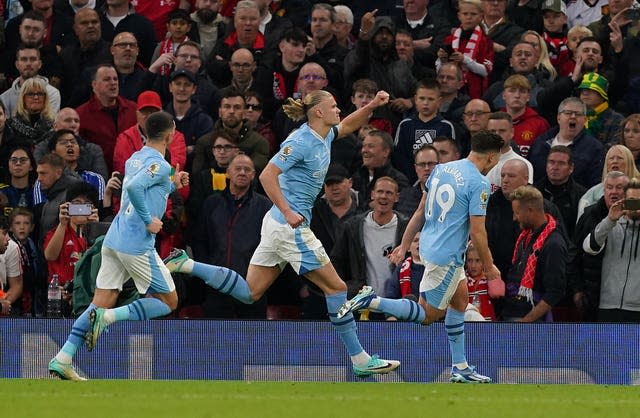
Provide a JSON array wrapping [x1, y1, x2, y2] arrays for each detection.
[[331, 211, 409, 298], [534, 176, 587, 238]]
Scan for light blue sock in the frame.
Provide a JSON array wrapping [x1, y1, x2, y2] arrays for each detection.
[[377, 297, 426, 323], [110, 298, 171, 321], [445, 308, 466, 366], [326, 292, 365, 356], [191, 262, 253, 304], [56, 303, 96, 362]]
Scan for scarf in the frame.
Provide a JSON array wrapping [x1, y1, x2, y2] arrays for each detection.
[[6, 115, 53, 146], [543, 32, 570, 67], [511, 214, 556, 304], [584, 101, 608, 137], [158, 36, 189, 76], [451, 26, 483, 61], [398, 256, 413, 297]]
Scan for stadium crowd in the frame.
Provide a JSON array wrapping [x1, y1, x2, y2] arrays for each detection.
[[0, 0, 639, 322]]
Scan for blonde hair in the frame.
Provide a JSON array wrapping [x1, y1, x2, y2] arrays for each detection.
[[509, 185, 544, 210], [15, 77, 55, 121], [522, 30, 557, 81], [603, 144, 640, 181], [282, 90, 333, 122], [458, 0, 483, 11], [567, 24, 592, 38]]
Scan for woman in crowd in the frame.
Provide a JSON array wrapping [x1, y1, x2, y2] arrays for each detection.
[[5, 78, 54, 146]]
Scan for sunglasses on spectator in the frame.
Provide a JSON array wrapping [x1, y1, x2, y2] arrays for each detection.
[[245, 103, 263, 111]]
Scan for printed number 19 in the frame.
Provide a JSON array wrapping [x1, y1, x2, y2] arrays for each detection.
[[426, 177, 456, 222]]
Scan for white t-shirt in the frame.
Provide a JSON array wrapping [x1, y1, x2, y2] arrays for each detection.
[[0, 240, 22, 289]]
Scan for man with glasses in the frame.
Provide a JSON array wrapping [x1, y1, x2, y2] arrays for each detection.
[[223, 48, 272, 115], [109, 32, 148, 102], [333, 5, 356, 50], [397, 144, 439, 217], [98, 0, 156, 66], [0, 45, 60, 117], [529, 97, 604, 187], [460, 98, 492, 157]]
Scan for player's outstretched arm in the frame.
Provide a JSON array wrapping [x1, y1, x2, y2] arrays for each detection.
[[337, 90, 390, 138], [259, 162, 304, 228], [389, 192, 426, 265]]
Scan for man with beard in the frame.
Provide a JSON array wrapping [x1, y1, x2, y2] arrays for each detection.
[[59, 9, 112, 106], [189, 0, 226, 59], [502, 185, 567, 322], [529, 97, 605, 187], [192, 90, 270, 174], [536, 37, 607, 121], [98, 0, 156, 67], [0, 11, 63, 87], [345, 12, 416, 125]]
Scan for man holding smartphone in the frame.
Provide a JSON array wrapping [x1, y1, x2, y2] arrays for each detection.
[[583, 176, 640, 322]]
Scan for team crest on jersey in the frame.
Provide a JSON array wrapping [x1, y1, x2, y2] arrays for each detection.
[[278, 145, 293, 161], [479, 191, 489, 209], [146, 163, 161, 178]]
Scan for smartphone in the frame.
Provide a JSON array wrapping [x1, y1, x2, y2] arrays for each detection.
[[443, 44, 455, 55], [625, 8, 640, 21], [68, 203, 93, 216], [623, 199, 640, 211]]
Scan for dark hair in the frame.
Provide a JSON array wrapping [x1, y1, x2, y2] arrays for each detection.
[[221, 88, 245, 103], [244, 90, 264, 105], [395, 28, 413, 39], [352, 79, 378, 95], [175, 40, 203, 57], [145, 111, 175, 142], [548, 145, 573, 164], [22, 10, 46, 24], [366, 129, 393, 151], [0, 215, 8, 232], [38, 153, 65, 169], [16, 44, 41, 60], [279, 27, 308, 44], [433, 136, 459, 153], [625, 177, 640, 193], [470, 130, 504, 154], [48, 129, 77, 151], [576, 36, 601, 50], [65, 182, 99, 207], [92, 64, 116, 81], [416, 78, 441, 93], [312, 3, 336, 22], [211, 129, 238, 146]]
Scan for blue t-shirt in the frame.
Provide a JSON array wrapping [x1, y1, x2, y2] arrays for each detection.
[[104, 146, 175, 255], [420, 159, 490, 266], [269, 123, 337, 225]]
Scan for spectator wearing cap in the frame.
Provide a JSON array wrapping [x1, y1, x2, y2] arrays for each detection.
[[579, 72, 624, 148], [151, 8, 193, 76], [98, 0, 157, 67], [207, 0, 266, 89], [500, 74, 549, 157], [149, 40, 222, 120], [541, 0, 570, 76], [166, 69, 214, 158], [345, 13, 416, 126], [75, 64, 137, 173], [113, 90, 187, 175], [302, 163, 363, 319]]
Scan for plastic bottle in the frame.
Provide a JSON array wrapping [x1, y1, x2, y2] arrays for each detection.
[[47, 274, 62, 318]]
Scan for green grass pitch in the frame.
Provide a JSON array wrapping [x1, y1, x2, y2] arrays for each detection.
[[3, 380, 640, 418]]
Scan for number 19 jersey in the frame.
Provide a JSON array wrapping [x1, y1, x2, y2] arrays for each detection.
[[420, 159, 490, 266]]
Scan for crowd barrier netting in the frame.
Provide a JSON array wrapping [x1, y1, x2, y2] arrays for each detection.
[[2, 319, 639, 384]]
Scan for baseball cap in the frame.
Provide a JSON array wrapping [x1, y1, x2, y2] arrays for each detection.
[[168, 8, 192, 23], [542, 0, 567, 14], [136, 91, 162, 110], [169, 69, 197, 84], [324, 164, 350, 183]]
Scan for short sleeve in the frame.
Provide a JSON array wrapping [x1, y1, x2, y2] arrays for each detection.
[[5, 240, 22, 278], [270, 138, 306, 173], [469, 177, 490, 217]]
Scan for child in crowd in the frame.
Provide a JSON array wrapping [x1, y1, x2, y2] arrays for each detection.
[[563, 25, 593, 76], [153, 9, 193, 75], [437, 0, 493, 99], [541, 0, 570, 76], [351, 79, 393, 135], [393, 79, 456, 184], [465, 243, 504, 321], [9, 208, 47, 317]]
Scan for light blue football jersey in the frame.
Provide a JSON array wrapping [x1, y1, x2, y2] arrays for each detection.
[[420, 159, 490, 266], [104, 147, 175, 255], [269, 123, 337, 225]]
